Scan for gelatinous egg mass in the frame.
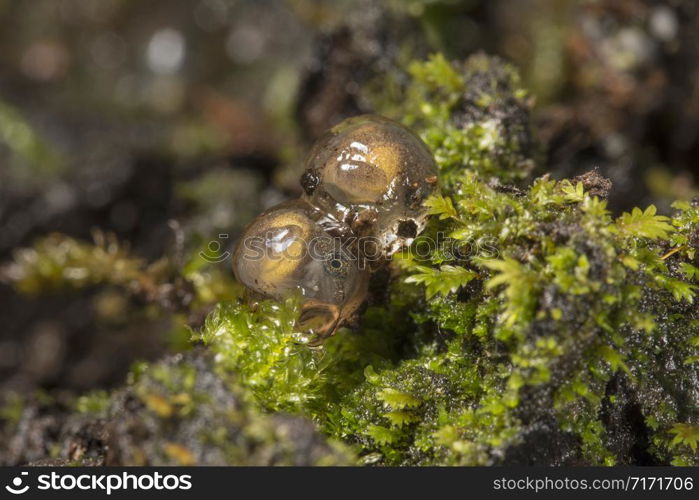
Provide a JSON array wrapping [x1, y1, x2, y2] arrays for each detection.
[[233, 199, 369, 340], [233, 115, 438, 342], [302, 115, 438, 257]]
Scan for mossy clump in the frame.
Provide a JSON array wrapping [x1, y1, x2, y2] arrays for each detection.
[[198, 54, 698, 465], [105, 350, 353, 466], [199, 298, 323, 412], [0, 350, 353, 466], [404, 53, 536, 188]]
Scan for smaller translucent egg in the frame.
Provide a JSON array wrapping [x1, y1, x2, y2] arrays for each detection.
[[232, 199, 369, 340]]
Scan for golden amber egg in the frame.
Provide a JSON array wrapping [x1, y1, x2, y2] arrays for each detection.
[[302, 115, 438, 257]]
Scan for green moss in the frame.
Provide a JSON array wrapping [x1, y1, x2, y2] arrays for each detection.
[[110, 351, 353, 465], [197, 288, 421, 415], [198, 297, 323, 412], [75, 390, 110, 416], [2, 232, 145, 295], [2, 230, 242, 311], [0, 393, 25, 433], [193, 53, 698, 465], [403, 53, 536, 187]]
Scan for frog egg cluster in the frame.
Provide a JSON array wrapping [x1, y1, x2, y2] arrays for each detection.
[[233, 115, 438, 341]]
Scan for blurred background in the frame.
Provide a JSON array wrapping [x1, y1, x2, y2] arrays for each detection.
[[0, 0, 698, 424]]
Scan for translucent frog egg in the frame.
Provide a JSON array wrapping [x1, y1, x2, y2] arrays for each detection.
[[232, 199, 369, 340], [301, 115, 438, 257]]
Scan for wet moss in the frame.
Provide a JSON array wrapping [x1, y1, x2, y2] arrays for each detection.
[[195, 54, 697, 465], [403, 53, 537, 187], [105, 350, 353, 466], [2, 53, 697, 466]]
